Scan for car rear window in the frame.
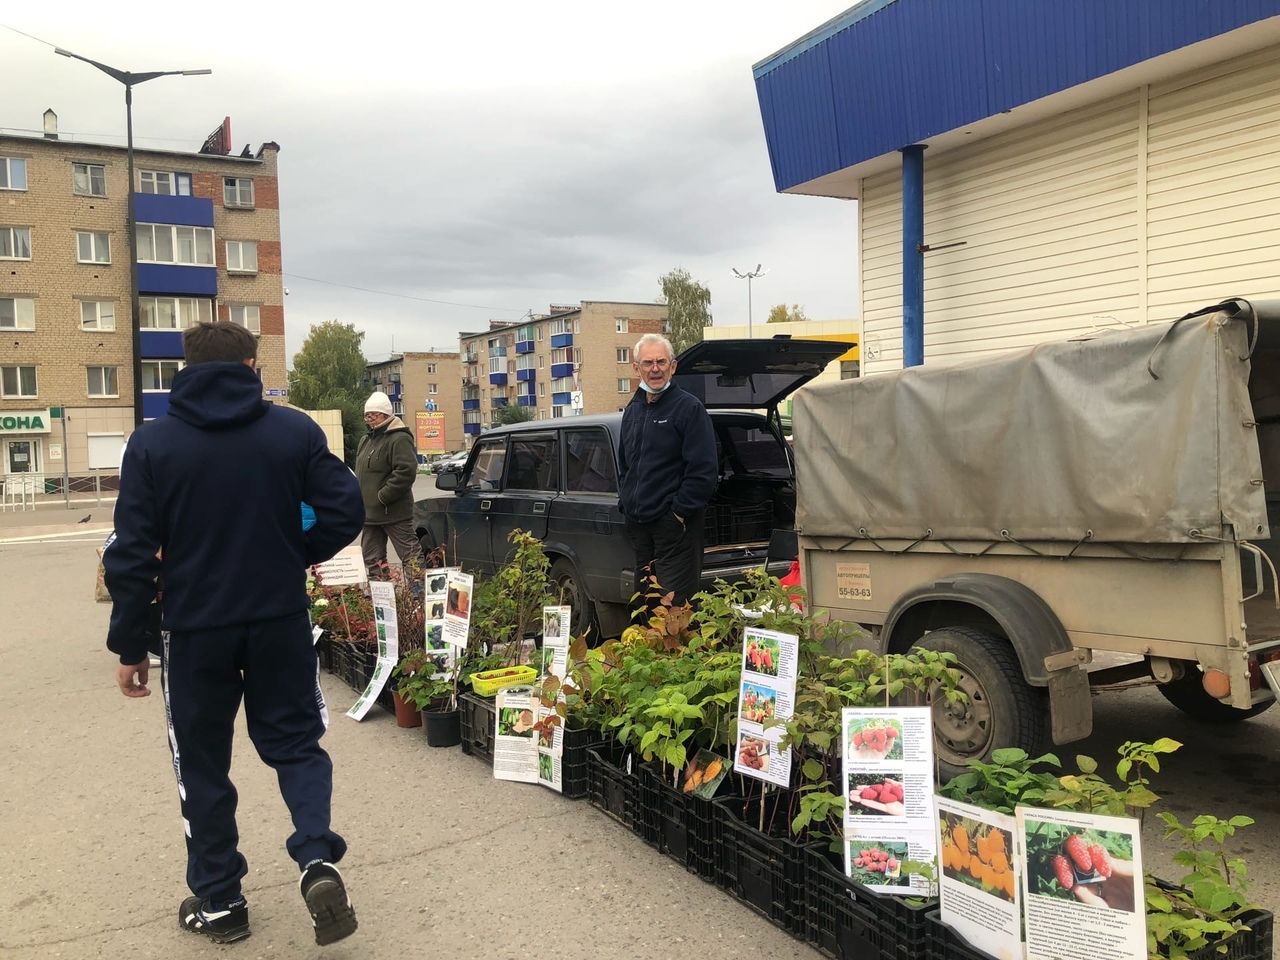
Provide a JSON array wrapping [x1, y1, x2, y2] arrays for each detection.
[[505, 434, 559, 491], [564, 428, 617, 493]]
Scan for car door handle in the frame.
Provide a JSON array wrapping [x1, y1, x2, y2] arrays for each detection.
[[594, 512, 610, 535], [481, 500, 492, 510], [534, 502, 546, 514]]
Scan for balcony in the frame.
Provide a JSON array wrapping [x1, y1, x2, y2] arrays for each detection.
[[140, 331, 185, 359], [516, 368, 536, 382], [551, 332, 573, 349], [492, 397, 508, 408], [462, 398, 480, 411], [464, 422, 482, 436], [515, 340, 535, 354], [134, 192, 214, 228], [517, 395, 537, 407], [137, 263, 217, 297], [552, 391, 572, 406], [489, 372, 508, 386], [550, 362, 573, 379], [388, 383, 403, 400]]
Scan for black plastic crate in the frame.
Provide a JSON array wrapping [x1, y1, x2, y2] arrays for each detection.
[[808, 843, 932, 960], [637, 764, 722, 882], [586, 742, 639, 831], [713, 793, 808, 938], [561, 725, 605, 800], [459, 691, 495, 764], [925, 903, 1273, 960], [705, 501, 773, 547]]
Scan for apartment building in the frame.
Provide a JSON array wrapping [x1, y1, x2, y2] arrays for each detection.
[[459, 301, 668, 442], [0, 111, 285, 485], [365, 350, 463, 454]]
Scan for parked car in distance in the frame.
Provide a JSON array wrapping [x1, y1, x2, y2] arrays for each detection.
[[413, 337, 847, 639], [430, 450, 469, 474]]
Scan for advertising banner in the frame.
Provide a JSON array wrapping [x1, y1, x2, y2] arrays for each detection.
[[415, 411, 446, 452]]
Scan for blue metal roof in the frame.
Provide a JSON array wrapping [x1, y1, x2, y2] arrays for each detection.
[[754, 0, 1280, 192]]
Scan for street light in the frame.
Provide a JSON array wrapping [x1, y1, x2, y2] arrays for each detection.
[[731, 264, 768, 338], [54, 47, 212, 428]]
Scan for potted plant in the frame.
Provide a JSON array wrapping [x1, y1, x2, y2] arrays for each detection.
[[394, 648, 464, 748]]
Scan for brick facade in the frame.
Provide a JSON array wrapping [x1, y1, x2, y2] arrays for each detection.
[[0, 129, 286, 476]]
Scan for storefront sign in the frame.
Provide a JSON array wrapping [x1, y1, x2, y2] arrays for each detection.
[[0, 410, 52, 434]]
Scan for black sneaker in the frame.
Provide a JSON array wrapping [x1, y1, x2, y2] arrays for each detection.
[[299, 861, 357, 945], [178, 895, 250, 943]]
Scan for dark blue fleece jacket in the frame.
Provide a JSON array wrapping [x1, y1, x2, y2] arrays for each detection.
[[104, 362, 364, 664], [617, 382, 718, 524]]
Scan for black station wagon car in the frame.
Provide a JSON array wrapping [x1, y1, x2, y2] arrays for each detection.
[[414, 337, 847, 638]]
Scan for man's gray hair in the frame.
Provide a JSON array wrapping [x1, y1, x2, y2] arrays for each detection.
[[633, 333, 675, 361]]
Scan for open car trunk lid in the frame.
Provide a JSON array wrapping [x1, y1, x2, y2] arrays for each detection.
[[673, 336, 850, 411]]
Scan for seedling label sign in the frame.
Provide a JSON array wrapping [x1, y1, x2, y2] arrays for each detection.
[[733, 627, 799, 788]]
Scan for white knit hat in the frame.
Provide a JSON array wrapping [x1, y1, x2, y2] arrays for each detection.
[[364, 391, 393, 416]]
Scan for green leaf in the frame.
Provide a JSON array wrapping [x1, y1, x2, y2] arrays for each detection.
[[803, 758, 825, 781], [1151, 737, 1183, 753], [1075, 754, 1098, 774]]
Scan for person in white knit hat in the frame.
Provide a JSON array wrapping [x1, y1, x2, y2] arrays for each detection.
[[355, 391, 422, 574]]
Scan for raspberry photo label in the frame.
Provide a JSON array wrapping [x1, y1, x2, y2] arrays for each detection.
[[841, 706, 937, 895], [733, 627, 799, 788]]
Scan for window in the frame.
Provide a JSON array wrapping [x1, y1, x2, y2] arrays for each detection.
[[720, 423, 791, 479], [136, 224, 214, 266], [427, 363, 437, 374], [0, 298, 35, 331], [552, 377, 574, 392], [225, 240, 258, 273], [466, 438, 507, 492], [76, 231, 111, 264], [661, 319, 671, 334], [615, 317, 629, 334], [228, 304, 261, 334], [551, 406, 566, 419], [0, 226, 32, 259], [537, 327, 544, 341], [139, 170, 191, 195], [504, 434, 558, 491], [0, 157, 27, 191], [1, 366, 37, 397], [517, 354, 535, 371], [616, 347, 630, 363], [73, 163, 107, 197], [428, 383, 438, 394], [224, 177, 254, 208], [538, 383, 546, 396], [551, 347, 573, 365], [141, 360, 183, 391], [550, 318, 573, 336], [618, 378, 632, 393], [516, 327, 534, 343], [80, 300, 116, 331], [539, 356, 545, 368], [565, 429, 617, 493], [489, 356, 505, 374], [140, 296, 213, 329], [87, 366, 119, 397]]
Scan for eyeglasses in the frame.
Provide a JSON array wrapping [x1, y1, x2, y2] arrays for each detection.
[[637, 359, 671, 370]]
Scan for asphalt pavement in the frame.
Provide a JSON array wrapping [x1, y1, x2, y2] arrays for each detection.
[[2, 525, 1277, 959]]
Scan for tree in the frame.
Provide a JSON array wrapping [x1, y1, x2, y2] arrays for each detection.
[[767, 303, 810, 324], [658, 267, 712, 354], [288, 320, 368, 465], [493, 404, 534, 426]]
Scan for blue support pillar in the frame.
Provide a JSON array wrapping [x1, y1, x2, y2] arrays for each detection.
[[901, 144, 926, 367]]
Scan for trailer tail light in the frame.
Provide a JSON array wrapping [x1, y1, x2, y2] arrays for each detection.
[[1248, 658, 1262, 691], [1202, 669, 1232, 699]]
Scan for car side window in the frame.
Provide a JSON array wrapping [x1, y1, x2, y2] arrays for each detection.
[[466, 438, 507, 492], [564, 429, 617, 493], [504, 434, 558, 491]]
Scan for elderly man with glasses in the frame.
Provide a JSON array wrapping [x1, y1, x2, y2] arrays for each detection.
[[617, 333, 717, 617]]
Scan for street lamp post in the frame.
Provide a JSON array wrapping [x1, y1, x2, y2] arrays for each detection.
[[54, 47, 211, 428], [731, 264, 768, 338]]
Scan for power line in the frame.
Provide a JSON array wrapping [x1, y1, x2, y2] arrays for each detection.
[[282, 272, 523, 313], [0, 22, 58, 49]]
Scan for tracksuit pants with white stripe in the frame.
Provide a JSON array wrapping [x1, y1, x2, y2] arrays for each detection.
[[161, 611, 345, 904]]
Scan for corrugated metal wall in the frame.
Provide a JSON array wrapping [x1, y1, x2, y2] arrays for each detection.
[[859, 44, 1280, 374], [1146, 46, 1280, 319]]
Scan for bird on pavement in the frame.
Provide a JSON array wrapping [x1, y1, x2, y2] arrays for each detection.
[[78, 514, 92, 523]]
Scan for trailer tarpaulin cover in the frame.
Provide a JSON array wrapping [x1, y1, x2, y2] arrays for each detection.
[[794, 304, 1271, 545]]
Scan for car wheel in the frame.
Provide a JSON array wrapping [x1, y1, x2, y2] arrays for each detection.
[[1157, 664, 1275, 722], [550, 558, 598, 641], [913, 626, 1049, 781]]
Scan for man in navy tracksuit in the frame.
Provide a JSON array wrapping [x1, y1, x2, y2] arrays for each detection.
[[617, 333, 718, 611], [105, 321, 364, 946]]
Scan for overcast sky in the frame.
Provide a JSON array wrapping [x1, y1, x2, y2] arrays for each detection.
[[2, 1, 859, 363]]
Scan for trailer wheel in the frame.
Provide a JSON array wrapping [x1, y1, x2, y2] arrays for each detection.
[[550, 558, 599, 642], [913, 626, 1049, 780], [1157, 666, 1274, 723]]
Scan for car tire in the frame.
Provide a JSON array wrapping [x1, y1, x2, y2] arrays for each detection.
[[912, 626, 1049, 781], [550, 558, 599, 642], [1157, 664, 1275, 723]]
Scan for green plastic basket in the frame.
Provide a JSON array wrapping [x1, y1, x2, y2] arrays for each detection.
[[469, 665, 537, 696]]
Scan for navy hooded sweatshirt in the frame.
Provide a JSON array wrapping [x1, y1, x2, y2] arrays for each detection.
[[104, 362, 364, 664]]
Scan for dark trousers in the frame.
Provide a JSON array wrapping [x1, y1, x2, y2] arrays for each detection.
[[361, 519, 422, 575], [626, 509, 705, 616], [160, 612, 345, 904]]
